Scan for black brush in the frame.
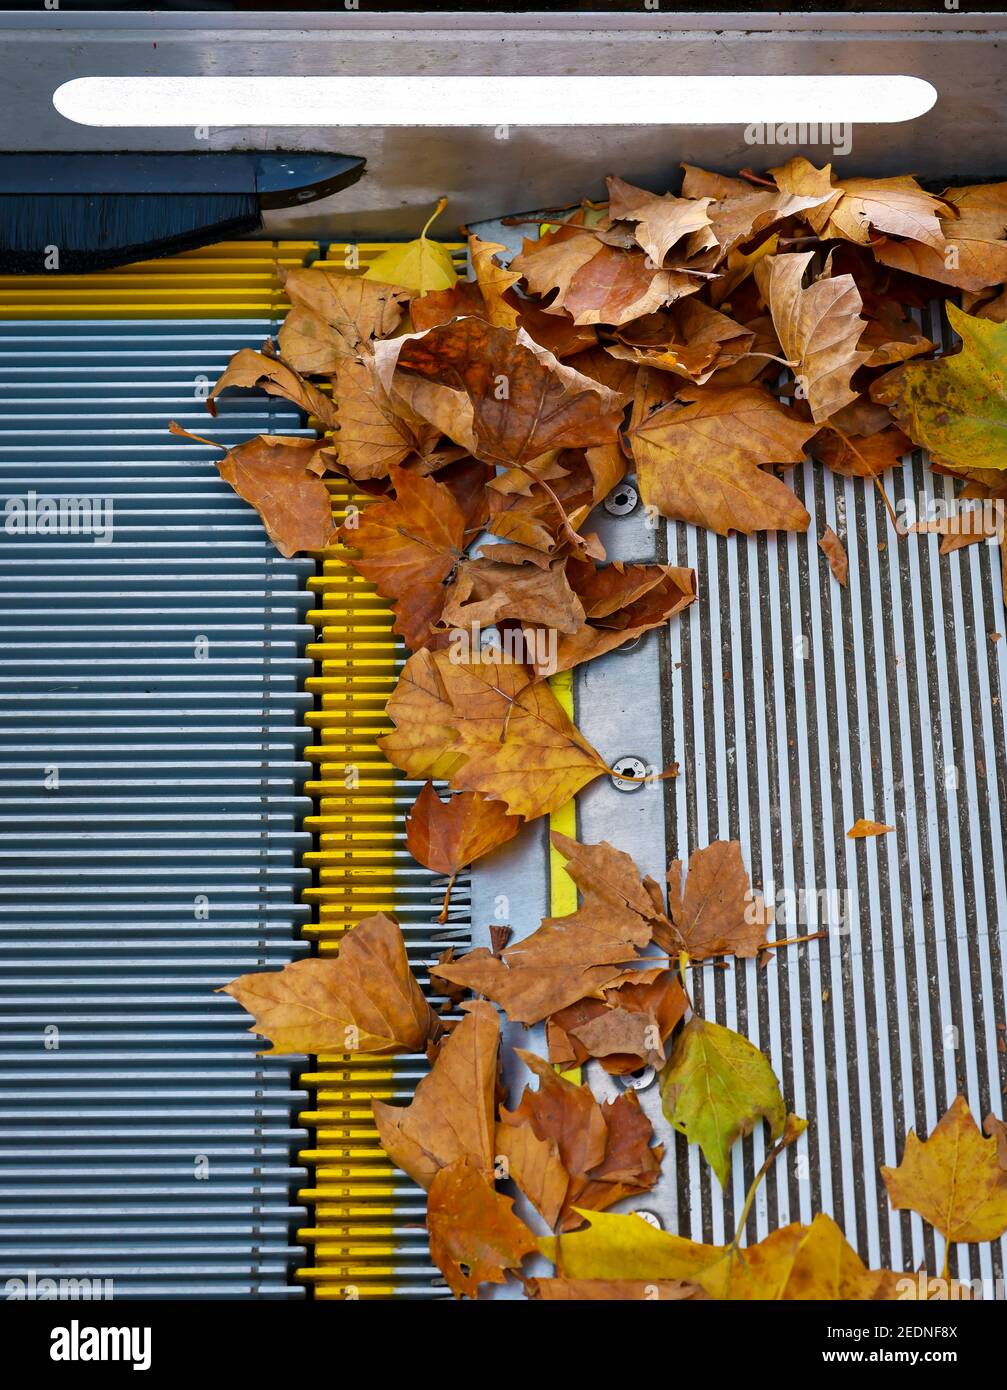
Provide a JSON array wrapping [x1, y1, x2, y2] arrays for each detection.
[[0, 152, 366, 273]]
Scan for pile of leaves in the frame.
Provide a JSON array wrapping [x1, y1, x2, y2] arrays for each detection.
[[187, 162, 1007, 1299]]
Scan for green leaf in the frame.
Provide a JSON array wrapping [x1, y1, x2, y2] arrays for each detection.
[[364, 198, 459, 295], [875, 304, 1007, 472], [659, 1014, 786, 1186]]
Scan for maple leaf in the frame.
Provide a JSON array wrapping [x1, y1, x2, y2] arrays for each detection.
[[169, 425, 338, 558], [873, 306, 1007, 474], [434, 834, 660, 1025], [277, 265, 409, 374], [340, 466, 466, 650], [659, 840, 770, 960], [683, 160, 837, 262], [498, 1051, 662, 1231], [756, 250, 869, 423], [606, 300, 757, 386], [881, 1095, 1007, 1251], [405, 783, 522, 914], [372, 1000, 499, 1190], [364, 198, 459, 294], [819, 526, 849, 586], [427, 1157, 538, 1299], [395, 317, 628, 469], [628, 384, 815, 535], [331, 356, 441, 480], [660, 1014, 787, 1186], [219, 912, 438, 1055], [206, 347, 339, 429], [606, 175, 715, 265], [846, 818, 894, 838]]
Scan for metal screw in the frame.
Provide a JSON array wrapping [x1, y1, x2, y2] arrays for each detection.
[[635, 1209, 663, 1230], [615, 1064, 657, 1092], [610, 755, 647, 792], [603, 482, 639, 516]]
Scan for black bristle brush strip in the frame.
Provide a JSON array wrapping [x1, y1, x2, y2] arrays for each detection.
[[0, 151, 366, 273]]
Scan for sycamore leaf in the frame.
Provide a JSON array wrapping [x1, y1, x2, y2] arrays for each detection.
[[548, 971, 687, 1075], [846, 818, 894, 838], [805, 173, 952, 251], [206, 347, 339, 429], [541, 1208, 906, 1300], [819, 526, 849, 586], [395, 317, 627, 468], [331, 356, 441, 480], [498, 1051, 663, 1231], [441, 554, 586, 634], [434, 834, 660, 1025], [427, 1157, 538, 1299], [364, 198, 460, 294], [873, 181, 1007, 293], [881, 1095, 1007, 1246], [607, 300, 756, 386], [469, 234, 522, 329], [629, 385, 815, 535], [340, 466, 466, 651], [683, 160, 837, 262], [218, 912, 438, 1055], [606, 175, 715, 265], [659, 840, 770, 961], [377, 647, 464, 783], [660, 1015, 786, 1186], [756, 250, 870, 423], [873, 305, 1007, 473], [433, 654, 608, 819], [405, 783, 522, 884], [277, 266, 409, 373], [168, 427, 338, 558], [512, 223, 701, 326], [372, 1000, 499, 1190]]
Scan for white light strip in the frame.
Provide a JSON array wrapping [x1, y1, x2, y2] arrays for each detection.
[[52, 75, 937, 128]]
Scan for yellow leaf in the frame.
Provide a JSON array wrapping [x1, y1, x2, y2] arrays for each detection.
[[882, 1095, 1007, 1246], [364, 197, 459, 294]]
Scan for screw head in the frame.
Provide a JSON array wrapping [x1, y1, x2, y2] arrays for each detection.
[[603, 482, 639, 516], [634, 1209, 663, 1230], [610, 755, 647, 792], [615, 1064, 657, 1092]]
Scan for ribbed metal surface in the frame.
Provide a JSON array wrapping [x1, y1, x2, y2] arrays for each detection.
[[0, 261, 316, 1296], [663, 299, 1007, 1290]]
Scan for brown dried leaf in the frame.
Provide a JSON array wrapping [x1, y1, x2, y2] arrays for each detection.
[[277, 266, 409, 372], [819, 525, 849, 586], [207, 347, 339, 429], [427, 1158, 537, 1298], [405, 782, 522, 880], [660, 841, 769, 960]]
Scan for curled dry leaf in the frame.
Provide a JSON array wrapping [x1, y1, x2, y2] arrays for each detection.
[[427, 1157, 537, 1299], [607, 300, 757, 386], [846, 818, 894, 838], [372, 1000, 499, 1190], [660, 1015, 787, 1186], [660, 839, 770, 960], [219, 912, 439, 1055], [498, 1051, 662, 1232], [331, 356, 441, 480], [819, 526, 849, 586], [873, 182, 1007, 293], [168, 425, 338, 558], [756, 250, 869, 423], [802, 172, 952, 251], [277, 265, 409, 373], [434, 833, 661, 1025], [441, 554, 586, 634], [629, 385, 815, 535], [206, 347, 339, 429], [606, 175, 715, 266], [882, 1096, 1007, 1248], [547, 971, 687, 1075]]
